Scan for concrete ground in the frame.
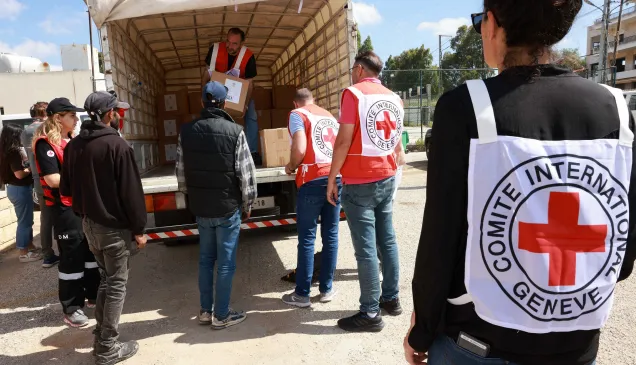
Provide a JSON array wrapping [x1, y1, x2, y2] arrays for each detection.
[[0, 152, 634, 365]]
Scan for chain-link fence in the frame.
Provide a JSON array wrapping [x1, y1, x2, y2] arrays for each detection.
[[380, 68, 496, 142]]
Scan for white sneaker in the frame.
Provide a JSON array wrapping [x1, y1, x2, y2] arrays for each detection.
[[320, 289, 337, 303], [19, 251, 42, 263], [198, 310, 212, 325]]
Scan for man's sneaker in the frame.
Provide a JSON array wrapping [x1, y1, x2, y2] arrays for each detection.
[[42, 254, 60, 268], [211, 310, 247, 330], [86, 299, 97, 309], [95, 340, 139, 365], [19, 251, 42, 263], [64, 309, 89, 328], [198, 310, 212, 325], [281, 292, 311, 308], [319, 289, 337, 303], [337, 312, 385, 333], [380, 298, 403, 316]]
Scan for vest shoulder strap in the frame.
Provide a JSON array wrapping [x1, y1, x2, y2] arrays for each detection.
[[600, 84, 634, 147], [209, 42, 221, 71], [233, 46, 248, 70], [466, 79, 497, 145], [346, 86, 364, 100]]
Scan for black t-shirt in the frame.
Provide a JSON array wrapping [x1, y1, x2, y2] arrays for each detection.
[[409, 65, 636, 365], [2, 149, 32, 186], [205, 45, 257, 79], [35, 139, 61, 201]]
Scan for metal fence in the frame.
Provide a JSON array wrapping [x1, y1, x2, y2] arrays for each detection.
[[574, 67, 617, 87], [381, 68, 496, 142]]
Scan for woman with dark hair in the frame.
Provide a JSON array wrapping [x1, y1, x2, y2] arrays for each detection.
[[0, 124, 40, 262], [404, 1, 634, 364]]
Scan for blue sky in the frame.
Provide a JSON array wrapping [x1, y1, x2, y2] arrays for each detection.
[[0, 0, 607, 70]]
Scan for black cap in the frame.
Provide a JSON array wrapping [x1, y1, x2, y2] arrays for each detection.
[[46, 98, 85, 116], [84, 91, 131, 120]]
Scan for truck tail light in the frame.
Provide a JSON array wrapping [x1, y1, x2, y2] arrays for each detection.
[[145, 195, 154, 213], [145, 192, 187, 213]]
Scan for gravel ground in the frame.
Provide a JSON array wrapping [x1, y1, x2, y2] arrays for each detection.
[[0, 152, 634, 365]]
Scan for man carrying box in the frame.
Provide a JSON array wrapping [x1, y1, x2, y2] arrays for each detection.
[[203, 27, 261, 165], [327, 51, 406, 332], [176, 81, 257, 330], [281, 89, 342, 308]]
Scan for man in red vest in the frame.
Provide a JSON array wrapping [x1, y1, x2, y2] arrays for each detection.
[[203, 27, 261, 165], [281, 88, 342, 308], [327, 51, 406, 332]]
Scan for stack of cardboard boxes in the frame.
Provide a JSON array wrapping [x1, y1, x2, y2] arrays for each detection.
[[156, 78, 299, 168]]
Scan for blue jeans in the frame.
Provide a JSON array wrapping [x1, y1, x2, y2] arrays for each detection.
[[295, 177, 342, 297], [6, 184, 34, 250], [197, 210, 241, 319], [341, 176, 399, 314], [245, 100, 258, 153], [428, 335, 596, 365]]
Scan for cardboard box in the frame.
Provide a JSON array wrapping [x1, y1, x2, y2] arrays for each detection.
[[158, 114, 193, 139], [252, 87, 273, 110], [273, 85, 297, 109], [159, 138, 178, 164], [158, 89, 189, 115], [188, 92, 203, 115], [209, 71, 251, 118], [271, 109, 292, 129], [260, 128, 291, 168], [257, 110, 272, 130]]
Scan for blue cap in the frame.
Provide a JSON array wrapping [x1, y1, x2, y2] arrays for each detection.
[[202, 81, 228, 104]]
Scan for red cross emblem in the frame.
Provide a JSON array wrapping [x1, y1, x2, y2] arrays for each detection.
[[376, 111, 397, 139], [518, 192, 607, 287], [323, 128, 337, 147]]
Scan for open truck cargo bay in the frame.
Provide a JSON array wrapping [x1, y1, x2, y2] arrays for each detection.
[[87, 0, 356, 241]]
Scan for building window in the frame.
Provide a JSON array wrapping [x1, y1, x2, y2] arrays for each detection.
[[617, 58, 627, 72], [620, 34, 625, 43], [591, 63, 599, 75]]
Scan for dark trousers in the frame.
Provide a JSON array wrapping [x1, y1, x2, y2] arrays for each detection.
[[38, 193, 55, 259], [83, 216, 134, 357], [55, 206, 99, 314]]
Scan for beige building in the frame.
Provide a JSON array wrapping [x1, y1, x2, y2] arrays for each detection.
[[587, 2, 636, 90]]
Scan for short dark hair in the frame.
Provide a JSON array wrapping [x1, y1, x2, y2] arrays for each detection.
[[30, 102, 48, 118], [228, 28, 246, 42], [294, 88, 314, 102], [354, 51, 383, 76]]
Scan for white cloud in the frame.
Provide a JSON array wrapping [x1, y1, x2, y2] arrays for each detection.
[[0, 0, 25, 20], [39, 18, 70, 35], [417, 17, 471, 35], [0, 39, 59, 61], [352, 2, 382, 26], [556, 36, 579, 50], [39, 13, 85, 35]]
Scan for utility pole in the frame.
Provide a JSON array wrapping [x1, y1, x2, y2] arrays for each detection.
[[438, 34, 452, 96], [599, 0, 611, 84], [612, 0, 626, 68]]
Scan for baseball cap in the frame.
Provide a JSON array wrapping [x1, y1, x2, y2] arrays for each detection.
[[46, 98, 85, 116], [84, 91, 131, 120], [202, 81, 228, 104]]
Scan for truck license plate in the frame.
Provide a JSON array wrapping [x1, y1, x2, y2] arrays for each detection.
[[253, 196, 275, 210]]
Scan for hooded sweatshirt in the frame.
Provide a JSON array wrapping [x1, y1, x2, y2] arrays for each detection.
[[60, 119, 146, 235]]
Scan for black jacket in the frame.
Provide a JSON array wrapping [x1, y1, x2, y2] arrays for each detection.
[[181, 108, 243, 219], [409, 65, 636, 365], [60, 120, 146, 235]]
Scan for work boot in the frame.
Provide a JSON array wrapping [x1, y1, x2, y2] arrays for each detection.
[[95, 340, 139, 365]]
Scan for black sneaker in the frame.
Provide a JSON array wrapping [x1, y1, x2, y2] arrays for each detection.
[[96, 340, 139, 365], [337, 312, 385, 332], [380, 298, 403, 316]]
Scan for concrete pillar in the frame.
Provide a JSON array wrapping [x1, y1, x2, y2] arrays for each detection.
[[628, 53, 635, 71]]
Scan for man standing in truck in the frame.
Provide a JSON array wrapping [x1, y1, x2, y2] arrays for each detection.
[[327, 51, 406, 332], [281, 89, 342, 308], [176, 81, 257, 330], [203, 27, 261, 165]]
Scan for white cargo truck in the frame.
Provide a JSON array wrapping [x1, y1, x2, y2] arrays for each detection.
[[87, 0, 356, 243]]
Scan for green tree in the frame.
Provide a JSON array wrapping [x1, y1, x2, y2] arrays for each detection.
[[357, 29, 362, 51], [380, 45, 440, 96], [359, 36, 374, 54], [553, 48, 585, 71], [440, 25, 494, 93]]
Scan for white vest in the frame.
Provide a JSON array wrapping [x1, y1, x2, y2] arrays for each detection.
[[293, 108, 339, 165], [208, 42, 248, 78], [453, 79, 633, 334], [346, 86, 405, 157]]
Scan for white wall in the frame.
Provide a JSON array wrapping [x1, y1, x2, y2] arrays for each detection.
[[0, 71, 105, 115]]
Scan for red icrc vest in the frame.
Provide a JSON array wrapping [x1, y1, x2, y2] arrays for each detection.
[[208, 42, 253, 79], [34, 136, 72, 207], [288, 104, 339, 188], [340, 81, 405, 180]]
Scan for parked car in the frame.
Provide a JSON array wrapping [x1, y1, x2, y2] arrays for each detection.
[[424, 128, 432, 160]]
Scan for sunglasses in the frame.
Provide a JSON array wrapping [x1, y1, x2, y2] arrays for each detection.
[[471, 11, 499, 34]]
